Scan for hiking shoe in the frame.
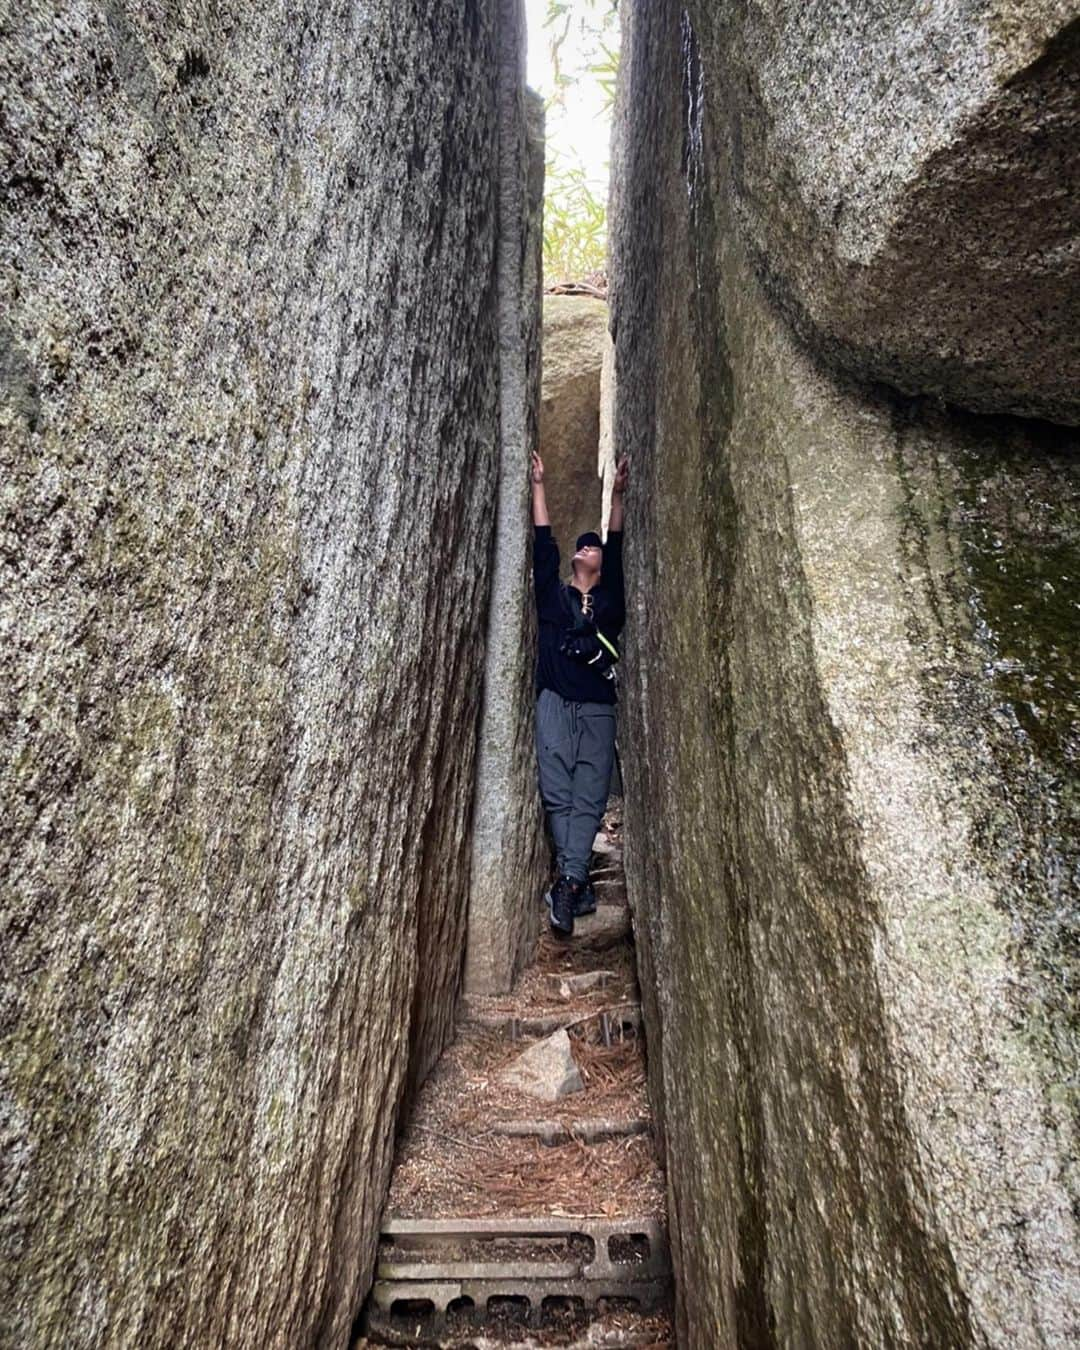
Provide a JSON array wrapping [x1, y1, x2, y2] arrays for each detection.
[[573, 881, 597, 917], [548, 875, 577, 936]]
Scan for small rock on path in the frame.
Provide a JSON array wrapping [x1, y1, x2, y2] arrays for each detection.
[[501, 1027, 584, 1101]]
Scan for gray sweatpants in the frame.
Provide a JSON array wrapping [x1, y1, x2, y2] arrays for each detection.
[[535, 688, 617, 884]]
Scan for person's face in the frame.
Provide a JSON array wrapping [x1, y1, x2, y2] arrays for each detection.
[[573, 543, 601, 567]]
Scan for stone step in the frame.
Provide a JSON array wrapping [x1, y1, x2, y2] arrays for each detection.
[[590, 833, 621, 858], [544, 969, 616, 999], [364, 1216, 670, 1344], [489, 1116, 651, 1147], [464, 1004, 642, 1041], [366, 1277, 671, 1343], [377, 1216, 669, 1285], [557, 904, 631, 948]]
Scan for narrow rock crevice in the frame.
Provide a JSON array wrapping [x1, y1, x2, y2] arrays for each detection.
[[359, 804, 674, 1348], [4, 2, 1079, 1347]]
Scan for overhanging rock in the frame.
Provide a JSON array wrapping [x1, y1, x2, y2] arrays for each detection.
[[711, 0, 1080, 423]]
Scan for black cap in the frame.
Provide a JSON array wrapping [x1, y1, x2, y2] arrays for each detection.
[[575, 531, 603, 550]]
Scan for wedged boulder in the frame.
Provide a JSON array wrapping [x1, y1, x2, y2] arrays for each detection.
[[700, 0, 1080, 422], [612, 1, 1079, 1345], [539, 295, 608, 550], [0, 3, 521, 1347]]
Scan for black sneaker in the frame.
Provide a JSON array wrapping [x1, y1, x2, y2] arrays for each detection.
[[547, 875, 577, 936], [573, 881, 597, 916]]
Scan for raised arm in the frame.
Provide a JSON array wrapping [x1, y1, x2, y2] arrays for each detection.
[[531, 451, 560, 614], [602, 458, 628, 630], [531, 451, 550, 526], [608, 456, 628, 533]]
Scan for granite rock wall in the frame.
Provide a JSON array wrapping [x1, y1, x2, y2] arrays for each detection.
[[612, 1, 1080, 1345], [1, 3, 518, 1346], [465, 3, 548, 998]]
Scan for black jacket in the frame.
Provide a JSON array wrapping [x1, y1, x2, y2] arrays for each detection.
[[534, 525, 625, 705]]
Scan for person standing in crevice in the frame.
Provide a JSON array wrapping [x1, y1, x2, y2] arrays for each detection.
[[530, 449, 629, 936]]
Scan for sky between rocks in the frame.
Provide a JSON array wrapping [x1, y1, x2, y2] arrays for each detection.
[[523, 0, 615, 200]]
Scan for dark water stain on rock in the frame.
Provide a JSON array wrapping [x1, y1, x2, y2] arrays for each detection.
[[894, 400, 1080, 1125], [955, 423, 1080, 1119]]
